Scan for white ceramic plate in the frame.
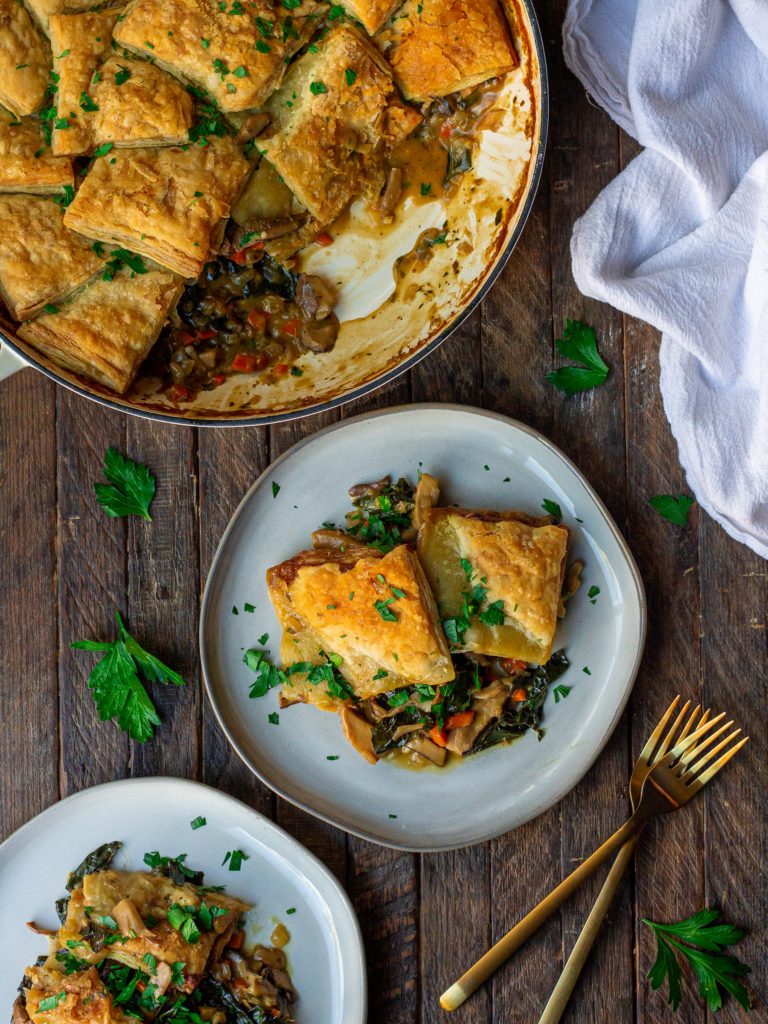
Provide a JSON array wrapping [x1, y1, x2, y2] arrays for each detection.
[[0, 778, 366, 1024], [201, 405, 646, 851]]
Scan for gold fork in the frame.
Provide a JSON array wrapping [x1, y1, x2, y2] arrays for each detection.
[[440, 700, 747, 1012]]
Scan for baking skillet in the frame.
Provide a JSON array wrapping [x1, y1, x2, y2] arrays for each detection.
[[0, 0, 547, 425]]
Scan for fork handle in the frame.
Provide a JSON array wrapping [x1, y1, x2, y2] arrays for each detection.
[[439, 817, 640, 1011], [537, 832, 641, 1024]]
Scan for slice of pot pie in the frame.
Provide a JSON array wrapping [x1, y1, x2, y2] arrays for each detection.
[[261, 24, 422, 225], [23, 965, 132, 1024], [417, 507, 570, 664], [64, 136, 250, 277], [267, 541, 454, 710], [376, 0, 517, 102], [18, 264, 183, 391], [0, 0, 51, 115], [0, 108, 73, 192], [49, 9, 122, 156], [335, 0, 400, 35], [0, 195, 103, 320], [113, 0, 324, 114]]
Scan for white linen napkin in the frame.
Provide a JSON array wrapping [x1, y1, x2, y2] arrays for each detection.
[[562, 0, 768, 558]]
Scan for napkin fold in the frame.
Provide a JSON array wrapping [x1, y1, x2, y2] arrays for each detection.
[[563, 0, 768, 558]]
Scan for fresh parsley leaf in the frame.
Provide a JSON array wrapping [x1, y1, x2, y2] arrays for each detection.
[[541, 498, 562, 518], [644, 910, 750, 1012], [344, 68, 357, 85], [309, 80, 327, 95], [94, 447, 155, 520], [43, 303, 60, 314], [374, 598, 398, 622], [553, 684, 571, 703], [224, 849, 248, 871], [421, 182, 431, 195], [478, 599, 505, 626], [268, 711, 279, 724], [272, 481, 280, 498], [190, 816, 206, 830], [71, 612, 185, 742], [546, 319, 609, 395], [649, 494, 694, 527], [79, 91, 98, 111], [37, 992, 67, 1013], [93, 142, 113, 157], [387, 690, 409, 707]]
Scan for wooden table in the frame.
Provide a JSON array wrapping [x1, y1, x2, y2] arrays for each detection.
[[2, 3, 766, 1020]]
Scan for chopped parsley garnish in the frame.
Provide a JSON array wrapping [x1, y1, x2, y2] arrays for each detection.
[[222, 849, 248, 871], [374, 597, 398, 621], [553, 684, 571, 703], [547, 319, 609, 395], [587, 585, 600, 604], [114, 66, 130, 85], [94, 446, 155, 519], [79, 91, 98, 111], [190, 815, 207, 829], [233, 64, 248, 77], [244, 602, 255, 612], [541, 498, 562, 518], [37, 992, 67, 1013], [649, 494, 694, 527], [309, 80, 327, 95], [272, 481, 281, 498], [326, 755, 339, 760], [268, 711, 279, 724], [345, 477, 415, 553], [71, 612, 185, 742], [93, 142, 113, 157], [442, 561, 504, 643], [478, 599, 505, 625], [255, 39, 271, 52], [345, 68, 357, 85], [245, 648, 354, 704], [420, 182, 431, 195], [258, 632, 269, 645], [43, 303, 60, 314]]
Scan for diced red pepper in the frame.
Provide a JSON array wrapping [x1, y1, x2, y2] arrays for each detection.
[[511, 687, 528, 703], [169, 383, 189, 402], [247, 309, 268, 331], [439, 122, 452, 140], [315, 231, 333, 246], [227, 929, 245, 949], [211, 373, 226, 386], [197, 329, 218, 341], [137, 982, 147, 993], [281, 318, 300, 337], [429, 724, 448, 747], [501, 659, 528, 676], [229, 250, 248, 265], [445, 711, 474, 731], [274, 363, 289, 374], [177, 330, 195, 344], [232, 353, 258, 372]]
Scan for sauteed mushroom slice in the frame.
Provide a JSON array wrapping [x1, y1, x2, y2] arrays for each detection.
[[341, 707, 378, 764], [412, 472, 440, 531]]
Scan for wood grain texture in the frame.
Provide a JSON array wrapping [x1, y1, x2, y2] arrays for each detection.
[[1, 5, 767, 1023]]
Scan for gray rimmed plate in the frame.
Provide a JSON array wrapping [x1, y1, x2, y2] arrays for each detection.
[[200, 405, 646, 850], [0, 777, 366, 1024]]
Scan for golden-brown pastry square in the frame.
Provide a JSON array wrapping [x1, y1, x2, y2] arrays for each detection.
[[89, 55, 195, 148], [417, 507, 569, 664], [0, 108, 73, 192], [0, 0, 51, 115], [23, 966, 127, 1024], [49, 9, 120, 155], [267, 542, 455, 709], [18, 263, 183, 391], [63, 137, 250, 277], [261, 24, 421, 225], [335, 0, 399, 35], [24, 0, 101, 34], [376, 0, 516, 101], [0, 195, 103, 319], [113, 0, 324, 113]]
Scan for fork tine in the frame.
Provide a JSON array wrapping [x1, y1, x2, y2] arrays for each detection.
[[678, 720, 734, 770], [685, 729, 742, 778], [669, 712, 727, 760], [685, 735, 749, 790], [638, 696, 681, 763], [657, 702, 705, 762]]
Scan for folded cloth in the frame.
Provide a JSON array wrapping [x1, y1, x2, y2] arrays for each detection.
[[563, 0, 768, 558]]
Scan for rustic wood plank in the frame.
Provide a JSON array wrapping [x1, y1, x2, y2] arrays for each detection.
[[544, 6, 633, 1016], [698, 522, 768, 1023], [198, 426, 274, 813], [56, 392, 130, 791], [411, 306, 482, 406], [0, 371, 58, 836], [124, 419, 201, 779]]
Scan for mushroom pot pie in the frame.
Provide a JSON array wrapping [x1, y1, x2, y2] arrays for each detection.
[[0, 0, 519, 401], [250, 473, 581, 769], [14, 841, 298, 1024]]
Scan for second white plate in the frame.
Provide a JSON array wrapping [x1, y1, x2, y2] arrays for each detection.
[[201, 405, 646, 850]]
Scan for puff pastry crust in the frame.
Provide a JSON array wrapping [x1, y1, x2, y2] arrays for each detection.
[[63, 137, 250, 277], [0, 108, 73, 191], [376, 0, 516, 101], [336, 0, 400, 35], [49, 9, 120, 155], [24, 0, 101, 34], [267, 542, 455, 709], [114, 0, 324, 113], [24, 965, 132, 1024], [262, 24, 421, 225], [89, 55, 195, 148], [18, 264, 183, 391], [417, 507, 569, 664], [0, 0, 51, 115], [0, 195, 102, 319]]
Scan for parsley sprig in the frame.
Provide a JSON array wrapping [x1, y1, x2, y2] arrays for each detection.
[[71, 613, 185, 742], [644, 909, 750, 1012], [649, 494, 694, 527], [546, 319, 609, 395], [245, 647, 354, 703], [94, 447, 155, 520]]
